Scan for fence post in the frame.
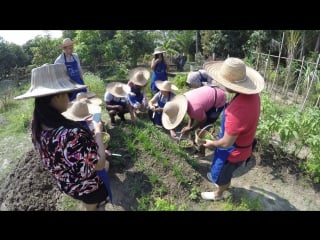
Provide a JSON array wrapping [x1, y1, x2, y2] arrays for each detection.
[[271, 32, 285, 96], [255, 48, 260, 70], [264, 50, 270, 90], [300, 53, 320, 111], [293, 56, 305, 102], [282, 56, 293, 97]]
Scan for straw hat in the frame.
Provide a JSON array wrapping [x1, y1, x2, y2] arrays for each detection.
[[155, 80, 178, 92], [86, 91, 97, 98], [74, 92, 102, 105], [162, 95, 188, 130], [204, 58, 265, 94], [14, 63, 87, 100], [153, 47, 166, 55], [60, 38, 74, 49], [129, 67, 150, 86], [106, 82, 130, 97], [62, 99, 101, 121]]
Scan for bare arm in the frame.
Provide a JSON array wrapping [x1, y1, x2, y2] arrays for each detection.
[[148, 95, 158, 110], [203, 131, 238, 149], [151, 58, 160, 70], [93, 121, 108, 171]]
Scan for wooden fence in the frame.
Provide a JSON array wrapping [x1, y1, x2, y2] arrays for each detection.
[[253, 50, 320, 110]]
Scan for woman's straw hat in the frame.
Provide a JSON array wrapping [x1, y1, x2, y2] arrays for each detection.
[[62, 99, 101, 121], [63, 90, 102, 121], [153, 47, 166, 55], [155, 80, 178, 92], [162, 95, 188, 130], [14, 63, 87, 100], [129, 67, 150, 86], [73, 92, 102, 106], [60, 38, 74, 49], [204, 58, 265, 94], [106, 82, 130, 97]]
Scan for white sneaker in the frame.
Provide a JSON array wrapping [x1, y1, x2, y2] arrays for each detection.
[[201, 192, 223, 201]]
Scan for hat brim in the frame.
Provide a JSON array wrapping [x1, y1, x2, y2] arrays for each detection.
[[62, 111, 92, 122], [73, 97, 102, 106], [14, 84, 87, 100], [153, 50, 166, 55], [204, 61, 265, 94], [129, 67, 150, 86], [106, 82, 131, 98], [162, 95, 188, 130], [63, 102, 101, 121], [155, 80, 178, 91], [86, 91, 96, 98]]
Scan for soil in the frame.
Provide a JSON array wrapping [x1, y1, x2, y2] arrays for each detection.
[[1, 120, 320, 211]]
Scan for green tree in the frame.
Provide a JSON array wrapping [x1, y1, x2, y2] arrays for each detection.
[[30, 35, 61, 66], [113, 30, 154, 68], [0, 37, 29, 79]]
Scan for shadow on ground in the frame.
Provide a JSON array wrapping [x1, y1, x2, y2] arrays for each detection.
[[227, 186, 297, 211]]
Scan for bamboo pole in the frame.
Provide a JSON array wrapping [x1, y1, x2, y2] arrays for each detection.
[[315, 95, 320, 107], [282, 56, 293, 97], [300, 54, 320, 111], [255, 48, 260, 70], [264, 51, 270, 91], [293, 56, 305, 102], [271, 32, 285, 96]]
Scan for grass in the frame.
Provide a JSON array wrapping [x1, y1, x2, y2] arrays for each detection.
[[0, 76, 240, 211], [1, 71, 300, 211], [222, 196, 263, 211]]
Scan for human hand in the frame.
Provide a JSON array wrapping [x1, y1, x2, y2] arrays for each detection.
[[105, 149, 112, 156], [155, 107, 162, 113], [133, 102, 141, 109], [203, 139, 215, 149], [93, 121, 103, 133], [181, 126, 191, 134]]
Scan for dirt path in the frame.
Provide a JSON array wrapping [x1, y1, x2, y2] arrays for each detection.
[[1, 134, 320, 211]]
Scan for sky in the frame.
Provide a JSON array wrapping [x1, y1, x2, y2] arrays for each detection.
[[0, 30, 63, 45]]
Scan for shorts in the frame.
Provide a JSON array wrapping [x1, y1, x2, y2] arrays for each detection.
[[73, 184, 109, 204], [216, 161, 243, 186]]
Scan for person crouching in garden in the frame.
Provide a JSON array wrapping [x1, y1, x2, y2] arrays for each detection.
[[14, 63, 111, 211], [148, 80, 178, 138], [127, 67, 150, 121], [162, 85, 227, 136], [104, 82, 132, 126]]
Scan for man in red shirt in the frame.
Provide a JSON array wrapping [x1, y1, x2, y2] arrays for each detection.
[[201, 57, 265, 201]]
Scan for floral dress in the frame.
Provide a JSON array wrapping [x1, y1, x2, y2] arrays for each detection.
[[39, 126, 103, 197]]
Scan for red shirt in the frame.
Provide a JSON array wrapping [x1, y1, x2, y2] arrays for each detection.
[[225, 93, 260, 162]]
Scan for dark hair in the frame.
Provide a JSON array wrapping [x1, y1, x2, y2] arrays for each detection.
[[155, 54, 159, 59], [31, 94, 90, 148]]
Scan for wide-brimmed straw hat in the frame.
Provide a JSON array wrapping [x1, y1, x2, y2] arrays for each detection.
[[106, 82, 130, 97], [62, 99, 101, 121], [86, 91, 97, 99], [14, 63, 87, 100], [129, 67, 150, 86], [73, 92, 102, 105], [162, 95, 188, 130], [155, 80, 178, 92], [153, 47, 166, 55], [60, 38, 74, 49], [204, 58, 265, 94]]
